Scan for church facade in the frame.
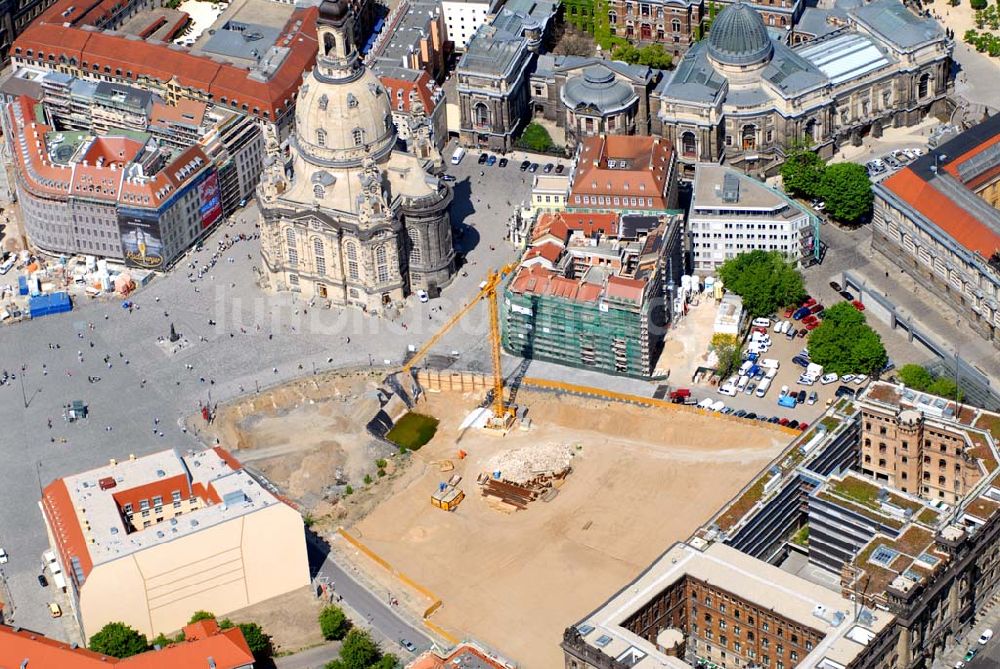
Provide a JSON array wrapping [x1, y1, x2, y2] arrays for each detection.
[[257, 0, 455, 312]]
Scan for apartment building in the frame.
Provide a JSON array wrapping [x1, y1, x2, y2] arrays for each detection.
[[1, 71, 262, 268], [503, 210, 683, 376], [40, 447, 309, 641], [872, 114, 1000, 351], [689, 163, 819, 272], [529, 173, 569, 214], [440, 0, 502, 51], [567, 135, 679, 213]]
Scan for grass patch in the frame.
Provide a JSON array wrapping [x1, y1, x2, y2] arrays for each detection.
[[716, 477, 768, 531], [974, 414, 1000, 441], [386, 412, 439, 451], [791, 524, 809, 546], [820, 416, 841, 432], [916, 508, 940, 526]]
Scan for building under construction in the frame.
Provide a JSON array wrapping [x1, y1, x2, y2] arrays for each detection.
[[503, 210, 683, 377]]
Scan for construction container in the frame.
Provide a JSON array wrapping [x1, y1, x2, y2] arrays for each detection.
[[431, 485, 465, 511], [29, 292, 72, 318]]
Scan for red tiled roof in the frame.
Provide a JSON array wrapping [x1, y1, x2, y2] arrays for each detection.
[[606, 274, 645, 303], [13, 5, 318, 120], [0, 623, 254, 668], [531, 211, 618, 245], [881, 168, 1000, 257], [509, 264, 601, 302], [41, 478, 94, 585], [523, 241, 563, 265], [570, 135, 674, 210], [380, 70, 437, 115]]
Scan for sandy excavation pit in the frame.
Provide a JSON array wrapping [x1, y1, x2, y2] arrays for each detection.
[[337, 388, 791, 668]]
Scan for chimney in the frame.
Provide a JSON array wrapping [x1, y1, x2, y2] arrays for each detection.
[[208, 658, 217, 669]]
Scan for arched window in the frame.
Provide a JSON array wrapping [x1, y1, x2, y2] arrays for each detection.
[[741, 125, 756, 150], [375, 245, 389, 283], [474, 102, 489, 128], [285, 228, 298, 267], [313, 237, 326, 275], [316, 128, 326, 146], [352, 128, 364, 146], [671, 18, 681, 32], [323, 33, 336, 56], [609, 11, 617, 23], [345, 242, 359, 280], [918, 72, 931, 98], [408, 228, 422, 264], [681, 131, 696, 158]]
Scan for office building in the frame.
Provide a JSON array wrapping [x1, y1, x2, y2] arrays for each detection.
[[567, 135, 679, 213], [689, 163, 819, 272], [40, 447, 309, 641], [440, 0, 501, 51]]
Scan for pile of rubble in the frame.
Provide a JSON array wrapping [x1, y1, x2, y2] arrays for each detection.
[[479, 443, 574, 511]]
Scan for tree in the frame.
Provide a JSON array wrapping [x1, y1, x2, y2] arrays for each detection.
[[898, 363, 934, 390], [972, 0, 988, 10], [189, 610, 216, 624], [554, 27, 597, 56], [370, 655, 399, 669], [325, 630, 383, 669], [637, 44, 672, 69], [710, 333, 741, 378], [519, 123, 554, 152], [807, 309, 887, 376], [319, 605, 351, 641], [927, 377, 964, 401], [89, 622, 149, 659], [821, 301, 866, 328], [237, 622, 273, 662], [780, 150, 826, 198], [716, 250, 806, 317], [611, 43, 640, 63], [820, 162, 873, 224]]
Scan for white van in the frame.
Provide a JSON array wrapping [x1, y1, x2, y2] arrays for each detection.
[[0, 256, 14, 275], [761, 358, 780, 370], [450, 147, 466, 165], [755, 377, 772, 397], [736, 375, 749, 392], [751, 317, 770, 328], [718, 383, 738, 397]]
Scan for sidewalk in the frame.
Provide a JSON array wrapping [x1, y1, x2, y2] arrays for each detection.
[[932, 588, 1000, 668]]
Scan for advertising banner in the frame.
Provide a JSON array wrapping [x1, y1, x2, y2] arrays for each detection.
[[118, 209, 164, 269], [198, 170, 223, 229]]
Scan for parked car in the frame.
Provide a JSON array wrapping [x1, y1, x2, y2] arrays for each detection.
[[884, 155, 902, 169], [798, 328, 808, 338], [810, 199, 825, 211], [840, 374, 856, 383], [793, 307, 810, 320], [784, 306, 796, 318], [779, 418, 790, 426], [752, 317, 771, 328], [734, 409, 748, 418], [37, 574, 48, 587], [835, 385, 856, 399], [711, 400, 726, 412], [796, 390, 807, 404], [441, 174, 456, 182], [486, 154, 497, 166], [963, 648, 978, 662], [400, 639, 417, 653], [807, 391, 818, 405], [555, 164, 565, 174], [49, 602, 62, 618], [519, 160, 531, 171], [978, 629, 994, 645], [788, 419, 800, 429], [829, 281, 842, 292], [498, 158, 509, 168], [768, 416, 781, 423], [839, 290, 855, 301], [543, 163, 554, 173], [802, 297, 817, 308], [798, 373, 816, 386], [799, 422, 809, 430], [854, 374, 869, 385], [808, 303, 824, 314], [779, 385, 790, 397], [820, 372, 839, 385], [478, 153, 489, 164], [669, 388, 692, 403], [0, 548, 7, 564], [745, 412, 758, 420], [529, 163, 539, 173], [805, 321, 820, 331], [791, 355, 810, 368], [786, 327, 798, 340], [802, 315, 819, 326]]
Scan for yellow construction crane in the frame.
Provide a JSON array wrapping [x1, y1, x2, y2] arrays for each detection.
[[402, 263, 517, 430]]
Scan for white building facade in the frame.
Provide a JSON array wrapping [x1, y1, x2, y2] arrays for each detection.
[[441, 0, 500, 51]]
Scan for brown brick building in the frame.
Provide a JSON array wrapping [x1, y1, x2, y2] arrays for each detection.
[[858, 382, 996, 503]]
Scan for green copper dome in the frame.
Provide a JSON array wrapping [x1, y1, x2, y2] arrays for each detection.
[[708, 0, 773, 66]]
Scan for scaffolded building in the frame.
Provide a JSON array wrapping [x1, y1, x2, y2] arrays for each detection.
[[503, 211, 683, 377]]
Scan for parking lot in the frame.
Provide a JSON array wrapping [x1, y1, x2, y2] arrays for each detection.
[[684, 308, 870, 428], [863, 146, 926, 184]]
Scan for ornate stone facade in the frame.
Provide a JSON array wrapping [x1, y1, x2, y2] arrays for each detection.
[[258, 0, 455, 312]]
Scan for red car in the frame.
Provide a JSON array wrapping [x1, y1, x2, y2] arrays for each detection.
[[802, 297, 817, 308], [779, 418, 790, 426], [808, 303, 824, 314], [852, 300, 866, 311], [802, 314, 818, 325], [805, 321, 820, 330], [798, 422, 809, 431], [798, 328, 808, 338], [784, 306, 796, 318]]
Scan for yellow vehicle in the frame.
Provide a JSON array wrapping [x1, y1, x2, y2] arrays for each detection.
[[48, 602, 62, 618]]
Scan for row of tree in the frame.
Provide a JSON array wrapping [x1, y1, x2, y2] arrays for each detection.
[[716, 250, 806, 318], [780, 150, 874, 224], [610, 43, 673, 68], [807, 303, 888, 376], [89, 612, 272, 661], [897, 364, 965, 400]]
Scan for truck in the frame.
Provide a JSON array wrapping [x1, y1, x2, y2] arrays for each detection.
[[806, 362, 824, 378], [668, 388, 693, 404]]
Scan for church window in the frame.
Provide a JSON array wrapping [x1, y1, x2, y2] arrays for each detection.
[[347, 93, 358, 108], [375, 245, 389, 283], [286, 228, 298, 267], [353, 127, 365, 146], [317, 128, 326, 146], [313, 184, 325, 199], [408, 228, 422, 264], [318, 94, 328, 111], [346, 243, 359, 280], [314, 238, 326, 275]]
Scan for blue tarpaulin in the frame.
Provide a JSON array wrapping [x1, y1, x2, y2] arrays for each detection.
[[17, 275, 27, 295], [28, 292, 72, 318]]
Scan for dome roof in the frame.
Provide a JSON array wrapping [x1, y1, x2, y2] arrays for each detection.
[[708, 0, 773, 66], [561, 66, 638, 114], [293, 66, 395, 166]]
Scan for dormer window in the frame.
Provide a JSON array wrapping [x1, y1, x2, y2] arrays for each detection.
[[352, 128, 364, 146], [317, 128, 327, 146], [318, 94, 328, 111], [347, 93, 358, 108], [314, 184, 325, 198]]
